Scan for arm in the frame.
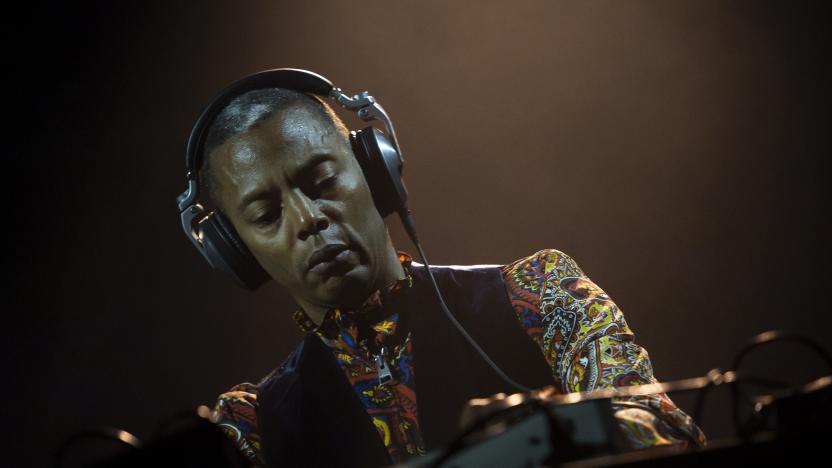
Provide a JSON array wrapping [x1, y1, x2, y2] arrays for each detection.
[[501, 249, 706, 449]]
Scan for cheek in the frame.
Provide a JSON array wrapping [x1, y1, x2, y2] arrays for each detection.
[[339, 175, 389, 249], [338, 163, 380, 220], [237, 227, 299, 285]]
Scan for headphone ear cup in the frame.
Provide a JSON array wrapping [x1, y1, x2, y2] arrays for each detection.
[[197, 211, 271, 290], [350, 127, 409, 218]]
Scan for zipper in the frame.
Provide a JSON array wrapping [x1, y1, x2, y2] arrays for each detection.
[[374, 346, 394, 386]]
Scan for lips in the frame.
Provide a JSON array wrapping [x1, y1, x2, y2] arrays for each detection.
[[308, 243, 350, 273]]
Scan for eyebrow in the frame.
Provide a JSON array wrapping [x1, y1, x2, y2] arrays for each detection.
[[236, 153, 336, 212]]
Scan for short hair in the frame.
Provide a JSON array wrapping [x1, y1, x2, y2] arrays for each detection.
[[201, 88, 348, 210]]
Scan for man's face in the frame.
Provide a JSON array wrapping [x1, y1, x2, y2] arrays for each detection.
[[209, 104, 391, 308]]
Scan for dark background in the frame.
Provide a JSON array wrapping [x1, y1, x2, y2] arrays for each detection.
[[6, 1, 830, 466]]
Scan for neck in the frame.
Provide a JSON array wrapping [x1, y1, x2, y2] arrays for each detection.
[[298, 241, 405, 326]]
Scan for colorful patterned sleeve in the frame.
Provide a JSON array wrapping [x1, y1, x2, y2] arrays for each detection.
[[211, 383, 267, 466], [501, 249, 707, 450]]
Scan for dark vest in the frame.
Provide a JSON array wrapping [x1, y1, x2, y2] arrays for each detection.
[[256, 264, 553, 467]]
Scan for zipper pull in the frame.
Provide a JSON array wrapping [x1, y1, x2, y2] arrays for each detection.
[[374, 346, 394, 386]]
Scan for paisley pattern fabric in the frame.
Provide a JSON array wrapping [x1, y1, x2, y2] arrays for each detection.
[[502, 249, 707, 448], [212, 249, 705, 466]]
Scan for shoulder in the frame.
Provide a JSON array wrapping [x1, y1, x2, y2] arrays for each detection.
[[213, 382, 259, 431], [213, 337, 306, 416], [215, 382, 259, 408], [501, 249, 586, 289], [498, 249, 588, 316], [212, 351, 298, 433]]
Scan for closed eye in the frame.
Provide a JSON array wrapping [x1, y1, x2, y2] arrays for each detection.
[[306, 174, 338, 199], [252, 206, 282, 227], [315, 175, 338, 191]]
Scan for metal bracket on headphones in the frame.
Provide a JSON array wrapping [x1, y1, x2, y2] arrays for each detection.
[[330, 88, 404, 163], [177, 176, 206, 251], [176, 175, 198, 211]]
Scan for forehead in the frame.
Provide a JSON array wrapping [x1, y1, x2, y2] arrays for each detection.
[[209, 105, 347, 203], [228, 103, 341, 159]]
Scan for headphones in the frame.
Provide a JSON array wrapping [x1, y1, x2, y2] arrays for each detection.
[[176, 68, 411, 290]]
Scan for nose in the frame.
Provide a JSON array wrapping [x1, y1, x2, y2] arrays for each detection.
[[285, 189, 329, 240]]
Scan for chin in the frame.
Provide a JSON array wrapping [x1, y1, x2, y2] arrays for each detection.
[[318, 265, 373, 308]]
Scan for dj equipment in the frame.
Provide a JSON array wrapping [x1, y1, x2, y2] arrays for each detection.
[[176, 68, 411, 290], [396, 371, 832, 468], [62, 331, 831, 467], [394, 330, 832, 468]]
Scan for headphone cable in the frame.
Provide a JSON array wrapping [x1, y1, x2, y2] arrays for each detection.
[[400, 211, 533, 394]]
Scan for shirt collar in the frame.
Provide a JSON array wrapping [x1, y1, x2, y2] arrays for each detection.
[[292, 252, 414, 334]]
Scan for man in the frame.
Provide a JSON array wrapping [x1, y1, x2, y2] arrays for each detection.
[[194, 79, 705, 467]]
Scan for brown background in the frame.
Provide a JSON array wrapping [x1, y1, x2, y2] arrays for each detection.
[[6, 1, 830, 466]]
